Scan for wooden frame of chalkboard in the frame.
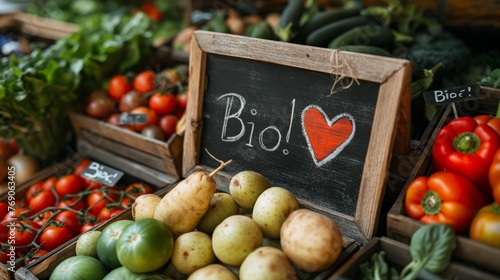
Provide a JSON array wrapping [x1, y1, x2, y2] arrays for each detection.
[[183, 30, 411, 243]]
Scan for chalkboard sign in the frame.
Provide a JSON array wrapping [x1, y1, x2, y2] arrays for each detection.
[[81, 161, 124, 186], [117, 113, 147, 124], [183, 31, 411, 242], [423, 84, 482, 107]]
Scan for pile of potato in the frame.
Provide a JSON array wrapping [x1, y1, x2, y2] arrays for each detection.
[[132, 159, 344, 279]]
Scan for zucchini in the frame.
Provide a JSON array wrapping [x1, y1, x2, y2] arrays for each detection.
[[327, 24, 395, 50], [276, 0, 304, 42], [336, 45, 394, 57], [305, 15, 374, 47], [249, 22, 274, 40], [294, 7, 360, 44]]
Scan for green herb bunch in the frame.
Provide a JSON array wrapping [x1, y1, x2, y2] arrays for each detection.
[[0, 12, 154, 166]]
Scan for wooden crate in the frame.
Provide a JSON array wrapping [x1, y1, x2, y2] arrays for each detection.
[[0, 151, 176, 280], [69, 112, 183, 181], [180, 30, 412, 278], [387, 88, 500, 275], [331, 237, 499, 279]]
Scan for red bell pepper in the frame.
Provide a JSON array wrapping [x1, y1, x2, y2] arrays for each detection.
[[405, 171, 490, 233], [489, 149, 500, 205], [474, 100, 500, 135], [432, 116, 500, 197]]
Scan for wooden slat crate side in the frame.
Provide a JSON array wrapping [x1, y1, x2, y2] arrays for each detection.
[[331, 237, 500, 279], [69, 112, 183, 179], [387, 89, 500, 275], [2, 152, 175, 280]]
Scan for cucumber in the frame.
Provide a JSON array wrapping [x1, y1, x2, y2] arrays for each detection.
[[276, 0, 304, 42], [305, 15, 375, 47], [294, 7, 360, 44], [327, 24, 395, 50], [249, 22, 274, 40], [336, 45, 394, 57]]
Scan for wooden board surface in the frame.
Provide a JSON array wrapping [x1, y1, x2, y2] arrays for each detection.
[[183, 31, 411, 242]]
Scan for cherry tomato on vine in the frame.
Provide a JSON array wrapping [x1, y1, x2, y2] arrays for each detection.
[[133, 70, 156, 94], [87, 188, 119, 215], [42, 177, 58, 191], [25, 181, 45, 203], [3, 207, 29, 221], [125, 183, 153, 198], [58, 197, 87, 211], [9, 221, 40, 252], [55, 174, 87, 197], [33, 211, 52, 227], [39, 225, 73, 251], [148, 92, 177, 116], [176, 92, 188, 112], [121, 197, 134, 208], [55, 210, 82, 236], [140, 1, 162, 22], [108, 74, 133, 101], [80, 213, 102, 233], [28, 189, 56, 216], [98, 207, 123, 222]]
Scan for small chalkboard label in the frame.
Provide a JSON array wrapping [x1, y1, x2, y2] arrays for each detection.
[[117, 113, 147, 124], [423, 84, 482, 106], [81, 161, 124, 186]]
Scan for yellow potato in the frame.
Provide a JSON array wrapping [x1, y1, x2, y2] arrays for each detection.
[[239, 246, 297, 280], [172, 231, 215, 275], [188, 264, 237, 280], [280, 209, 343, 272]]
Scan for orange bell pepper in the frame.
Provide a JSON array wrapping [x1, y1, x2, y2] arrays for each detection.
[[405, 171, 490, 233], [469, 202, 500, 248]]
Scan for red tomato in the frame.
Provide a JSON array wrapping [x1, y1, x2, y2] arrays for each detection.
[[98, 207, 123, 221], [125, 183, 154, 198], [58, 197, 87, 211], [3, 207, 29, 221], [11, 221, 40, 252], [0, 245, 11, 264], [87, 188, 119, 215], [54, 210, 82, 236], [148, 92, 177, 116], [108, 74, 133, 101], [158, 115, 178, 139], [176, 92, 188, 112], [80, 212, 102, 233], [129, 106, 158, 132], [80, 221, 103, 234], [0, 202, 8, 221], [140, 1, 162, 22], [73, 159, 91, 176], [25, 181, 46, 204], [28, 189, 57, 216], [55, 174, 87, 197], [107, 113, 123, 127], [42, 177, 58, 191], [33, 211, 52, 227], [121, 197, 134, 208], [39, 225, 73, 251], [85, 180, 103, 191], [26, 249, 49, 265], [133, 70, 156, 94]]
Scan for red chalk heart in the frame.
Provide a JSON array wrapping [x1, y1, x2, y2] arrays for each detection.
[[301, 106, 355, 166]]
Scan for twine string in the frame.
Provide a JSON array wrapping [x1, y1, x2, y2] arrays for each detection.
[[329, 50, 360, 95]]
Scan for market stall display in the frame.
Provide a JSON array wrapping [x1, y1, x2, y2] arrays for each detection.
[[1, 0, 500, 279]]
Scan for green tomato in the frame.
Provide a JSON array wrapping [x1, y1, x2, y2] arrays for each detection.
[[97, 220, 134, 269], [116, 218, 174, 273], [49, 256, 106, 280], [103, 266, 174, 280]]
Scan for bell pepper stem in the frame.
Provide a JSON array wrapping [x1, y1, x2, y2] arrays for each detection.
[[422, 191, 442, 215], [453, 132, 481, 154]]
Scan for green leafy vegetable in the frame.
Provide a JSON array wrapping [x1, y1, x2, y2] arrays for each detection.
[[480, 69, 500, 88], [0, 13, 156, 166], [401, 224, 456, 279]]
